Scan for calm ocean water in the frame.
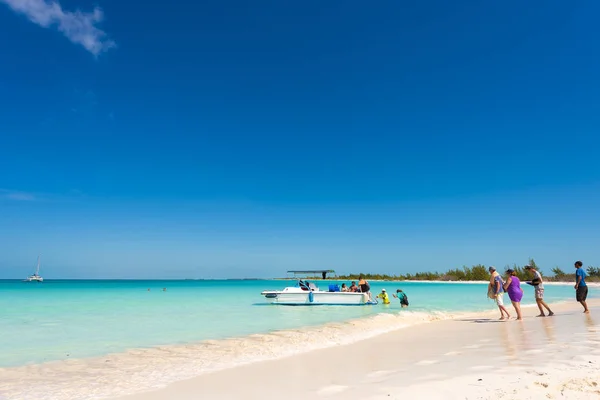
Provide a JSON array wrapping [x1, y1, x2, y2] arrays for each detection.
[[1, 278, 592, 368]]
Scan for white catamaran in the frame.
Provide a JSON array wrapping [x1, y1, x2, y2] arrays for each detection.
[[24, 255, 44, 282], [261, 270, 377, 306]]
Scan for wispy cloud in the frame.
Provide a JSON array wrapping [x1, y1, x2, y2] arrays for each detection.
[[0, 188, 87, 202], [0, 189, 36, 201], [0, 0, 115, 56]]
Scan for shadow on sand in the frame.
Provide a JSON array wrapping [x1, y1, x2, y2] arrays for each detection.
[[456, 318, 507, 324]]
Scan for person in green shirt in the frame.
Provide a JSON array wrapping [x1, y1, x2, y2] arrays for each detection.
[[393, 289, 409, 307]]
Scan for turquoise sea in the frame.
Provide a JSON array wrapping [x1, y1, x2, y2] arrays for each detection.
[[1, 279, 594, 368]]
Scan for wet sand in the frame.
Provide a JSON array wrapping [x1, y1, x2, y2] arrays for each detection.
[[118, 299, 600, 400]]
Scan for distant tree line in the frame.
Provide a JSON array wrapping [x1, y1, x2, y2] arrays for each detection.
[[552, 265, 600, 281], [336, 258, 600, 282]]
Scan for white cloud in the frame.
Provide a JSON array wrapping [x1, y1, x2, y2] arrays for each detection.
[[0, 188, 89, 202], [0, 0, 115, 56], [0, 189, 36, 201]]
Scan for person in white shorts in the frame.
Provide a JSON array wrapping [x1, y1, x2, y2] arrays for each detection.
[[488, 266, 510, 320], [525, 265, 554, 317]]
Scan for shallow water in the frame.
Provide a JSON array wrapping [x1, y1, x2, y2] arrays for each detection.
[[0, 279, 590, 367]]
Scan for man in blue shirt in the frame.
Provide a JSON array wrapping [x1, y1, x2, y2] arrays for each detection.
[[574, 260, 589, 313]]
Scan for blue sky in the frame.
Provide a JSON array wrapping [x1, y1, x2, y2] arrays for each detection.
[[1, 0, 599, 278]]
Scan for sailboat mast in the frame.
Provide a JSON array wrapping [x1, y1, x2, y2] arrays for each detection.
[[36, 255, 40, 275]]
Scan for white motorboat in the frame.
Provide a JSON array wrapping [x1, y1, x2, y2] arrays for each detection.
[[261, 270, 377, 306], [24, 255, 44, 282]]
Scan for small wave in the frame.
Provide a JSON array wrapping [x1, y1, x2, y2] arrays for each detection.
[[0, 309, 484, 400]]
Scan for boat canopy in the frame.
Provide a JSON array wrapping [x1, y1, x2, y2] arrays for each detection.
[[287, 270, 336, 279]]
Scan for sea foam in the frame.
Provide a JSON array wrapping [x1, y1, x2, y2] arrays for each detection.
[[0, 309, 472, 400]]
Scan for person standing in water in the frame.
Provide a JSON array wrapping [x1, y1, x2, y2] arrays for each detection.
[[503, 269, 523, 320], [488, 266, 510, 320], [376, 289, 390, 304], [393, 289, 409, 307], [358, 274, 372, 301], [525, 265, 554, 317], [574, 261, 589, 313]]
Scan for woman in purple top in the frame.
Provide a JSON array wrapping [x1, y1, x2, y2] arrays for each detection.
[[503, 269, 523, 320]]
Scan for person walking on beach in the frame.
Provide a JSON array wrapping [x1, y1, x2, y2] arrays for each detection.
[[525, 265, 554, 317], [574, 261, 589, 313], [393, 289, 409, 307], [503, 269, 523, 320], [489, 266, 510, 320]]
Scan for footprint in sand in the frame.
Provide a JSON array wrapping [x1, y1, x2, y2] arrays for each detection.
[[525, 370, 548, 376], [316, 385, 349, 396]]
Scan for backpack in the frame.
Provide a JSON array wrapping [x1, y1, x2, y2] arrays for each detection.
[[400, 293, 409, 306]]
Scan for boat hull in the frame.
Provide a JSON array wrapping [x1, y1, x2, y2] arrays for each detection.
[[261, 288, 374, 305]]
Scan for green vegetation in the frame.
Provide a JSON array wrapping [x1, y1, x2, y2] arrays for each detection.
[[587, 267, 600, 278], [336, 258, 600, 282]]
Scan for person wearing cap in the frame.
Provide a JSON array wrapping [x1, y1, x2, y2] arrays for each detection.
[[574, 261, 589, 313], [503, 269, 523, 320], [524, 265, 554, 317], [488, 266, 510, 320], [376, 289, 390, 304]]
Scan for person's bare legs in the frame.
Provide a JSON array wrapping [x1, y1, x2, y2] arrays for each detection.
[[580, 300, 589, 313], [512, 301, 522, 320], [498, 305, 510, 320], [536, 299, 546, 317], [540, 300, 554, 316]]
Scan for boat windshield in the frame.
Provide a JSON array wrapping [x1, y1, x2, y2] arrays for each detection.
[[297, 280, 319, 291]]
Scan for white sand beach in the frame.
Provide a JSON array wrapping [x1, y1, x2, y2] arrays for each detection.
[[117, 299, 600, 400], [2, 298, 598, 400], [401, 280, 600, 287]]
